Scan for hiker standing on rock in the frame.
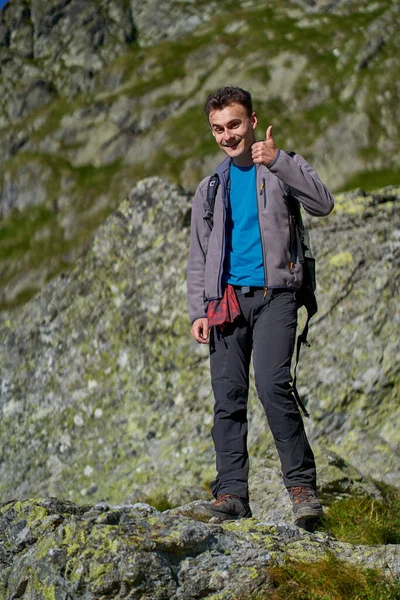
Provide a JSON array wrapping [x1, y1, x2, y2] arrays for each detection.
[[186, 86, 334, 524]]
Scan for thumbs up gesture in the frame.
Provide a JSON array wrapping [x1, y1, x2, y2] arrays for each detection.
[[251, 125, 278, 166]]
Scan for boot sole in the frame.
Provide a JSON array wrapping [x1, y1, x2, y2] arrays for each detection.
[[193, 506, 252, 521], [294, 506, 323, 521]]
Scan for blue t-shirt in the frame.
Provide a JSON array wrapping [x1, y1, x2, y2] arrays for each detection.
[[222, 163, 264, 286]]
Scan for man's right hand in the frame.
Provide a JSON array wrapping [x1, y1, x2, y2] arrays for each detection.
[[191, 318, 209, 344]]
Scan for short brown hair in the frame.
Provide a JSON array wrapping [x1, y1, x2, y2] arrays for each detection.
[[204, 86, 253, 117]]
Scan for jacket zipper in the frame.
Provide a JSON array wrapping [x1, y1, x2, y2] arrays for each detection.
[[260, 178, 267, 208], [289, 212, 295, 273], [217, 183, 227, 298], [257, 175, 268, 295]]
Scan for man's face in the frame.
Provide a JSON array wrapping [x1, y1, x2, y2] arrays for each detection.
[[209, 103, 257, 162]]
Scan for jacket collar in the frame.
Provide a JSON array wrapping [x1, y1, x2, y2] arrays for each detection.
[[214, 157, 265, 203], [214, 156, 231, 178], [214, 156, 265, 178]]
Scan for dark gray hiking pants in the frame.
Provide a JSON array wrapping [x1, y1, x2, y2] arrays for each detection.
[[209, 288, 317, 501]]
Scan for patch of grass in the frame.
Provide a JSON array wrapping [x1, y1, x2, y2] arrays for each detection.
[[291, 96, 352, 147], [111, 29, 216, 95], [253, 97, 297, 148], [247, 66, 271, 82], [0, 287, 40, 312], [29, 98, 78, 142], [269, 554, 400, 600], [320, 488, 400, 545], [337, 169, 400, 193], [142, 492, 174, 512], [165, 106, 213, 154], [72, 159, 123, 198], [0, 154, 124, 289], [0, 205, 54, 261]]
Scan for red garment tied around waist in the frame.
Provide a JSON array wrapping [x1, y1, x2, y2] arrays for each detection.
[[207, 284, 241, 330]]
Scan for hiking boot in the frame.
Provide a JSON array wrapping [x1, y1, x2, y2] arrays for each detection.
[[193, 494, 252, 521], [288, 486, 323, 523]]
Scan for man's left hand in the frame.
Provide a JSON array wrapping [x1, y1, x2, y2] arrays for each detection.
[[251, 125, 278, 166]]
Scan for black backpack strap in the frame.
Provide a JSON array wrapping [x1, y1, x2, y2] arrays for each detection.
[[206, 174, 220, 217], [285, 154, 316, 418], [292, 316, 311, 418]]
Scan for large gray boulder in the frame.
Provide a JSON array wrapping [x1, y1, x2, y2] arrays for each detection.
[[0, 498, 398, 598], [0, 178, 398, 518]]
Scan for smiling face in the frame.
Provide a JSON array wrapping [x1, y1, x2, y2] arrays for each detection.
[[209, 102, 258, 166]]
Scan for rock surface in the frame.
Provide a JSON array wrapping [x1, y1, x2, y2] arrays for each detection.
[[0, 178, 398, 516], [0, 498, 398, 599], [1, 1, 399, 595], [1, 0, 400, 312]]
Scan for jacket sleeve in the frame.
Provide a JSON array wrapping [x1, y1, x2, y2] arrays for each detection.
[[187, 180, 210, 324], [268, 150, 334, 216]]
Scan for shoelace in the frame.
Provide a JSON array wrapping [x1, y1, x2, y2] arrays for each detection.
[[213, 494, 239, 506], [290, 486, 316, 504]]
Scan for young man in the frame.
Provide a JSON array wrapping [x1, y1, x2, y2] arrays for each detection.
[[187, 86, 334, 524]]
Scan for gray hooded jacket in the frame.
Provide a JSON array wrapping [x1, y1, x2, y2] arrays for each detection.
[[187, 149, 334, 324]]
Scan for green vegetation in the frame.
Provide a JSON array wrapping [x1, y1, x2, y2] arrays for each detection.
[[115, 0, 395, 187], [0, 205, 54, 261], [142, 492, 174, 512], [29, 98, 78, 143], [268, 554, 400, 600], [0, 155, 124, 310], [338, 169, 400, 193], [320, 486, 400, 546], [110, 29, 215, 96], [1, 0, 400, 314]]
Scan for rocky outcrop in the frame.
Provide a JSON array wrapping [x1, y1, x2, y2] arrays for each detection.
[[296, 187, 400, 486], [1, 0, 400, 313], [0, 178, 398, 515], [0, 498, 398, 599], [129, 0, 216, 47], [0, 0, 136, 108], [0, 2, 398, 595]]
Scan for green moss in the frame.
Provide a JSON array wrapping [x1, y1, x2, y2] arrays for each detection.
[[268, 554, 400, 600], [205, 592, 238, 600], [32, 575, 56, 600], [222, 519, 277, 541], [329, 252, 354, 268], [63, 522, 87, 554], [0, 286, 41, 311], [62, 522, 121, 587], [42, 584, 56, 600], [10, 500, 49, 528], [89, 560, 114, 582], [91, 527, 119, 553]]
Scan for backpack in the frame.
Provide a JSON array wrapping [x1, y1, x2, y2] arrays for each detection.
[[205, 161, 317, 418]]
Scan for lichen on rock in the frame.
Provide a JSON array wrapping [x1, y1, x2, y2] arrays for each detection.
[[0, 498, 398, 599]]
